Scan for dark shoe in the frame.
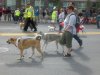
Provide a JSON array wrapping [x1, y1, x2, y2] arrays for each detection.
[[33, 30, 37, 32], [79, 40, 83, 47], [22, 30, 27, 32], [64, 53, 71, 57]]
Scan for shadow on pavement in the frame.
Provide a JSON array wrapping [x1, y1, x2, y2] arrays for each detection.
[[63, 57, 93, 75], [73, 47, 90, 61], [6, 58, 43, 68], [43, 51, 63, 58]]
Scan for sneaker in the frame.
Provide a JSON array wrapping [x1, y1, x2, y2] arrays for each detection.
[[33, 30, 37, 32], [64, 53, 71, 57], [22, 30, 27, 32]]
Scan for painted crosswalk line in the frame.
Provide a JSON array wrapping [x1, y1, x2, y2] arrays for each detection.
[[0, 32, 100, 36]]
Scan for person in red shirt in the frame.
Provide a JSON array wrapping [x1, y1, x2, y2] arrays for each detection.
[[3, 7, 8, 21]]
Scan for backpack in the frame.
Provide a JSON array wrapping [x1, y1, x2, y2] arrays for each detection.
[[69, 14, 80, 29], [60, 14, 80, 28]]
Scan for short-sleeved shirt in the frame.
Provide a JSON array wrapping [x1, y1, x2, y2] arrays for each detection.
[[64, 12, 76, 34]]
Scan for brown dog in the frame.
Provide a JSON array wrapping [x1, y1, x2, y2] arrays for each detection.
[[7, 36, 43, 60]]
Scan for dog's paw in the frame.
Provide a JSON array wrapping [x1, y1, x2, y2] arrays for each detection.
[[17, 57, 24, 60]]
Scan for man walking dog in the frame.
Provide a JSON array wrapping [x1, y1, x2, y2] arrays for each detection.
[[60, 6, 76, 57]]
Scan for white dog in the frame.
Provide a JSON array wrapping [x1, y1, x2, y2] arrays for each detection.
[[48, 26, 55, 32], [79, 24, 85, 33]]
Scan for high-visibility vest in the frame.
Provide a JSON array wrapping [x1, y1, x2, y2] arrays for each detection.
[[15, 10, 20, 16], [51, 10, 57, 20], [25, 6, 34, 18]]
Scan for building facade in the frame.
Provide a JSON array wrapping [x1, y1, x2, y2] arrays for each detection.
[[0, 0, 100, 10], [0, 0, 6, 6]]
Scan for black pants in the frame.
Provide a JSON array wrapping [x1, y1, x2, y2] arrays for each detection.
[[15, 16, 19, 22], [73, 34, 82, 46], [24, 18, 37, 31]]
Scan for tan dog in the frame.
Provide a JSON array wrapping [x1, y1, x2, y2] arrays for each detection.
[[48, 26, 55, 32], [7, 36, 43, 60], [19, 22, 25, 30]]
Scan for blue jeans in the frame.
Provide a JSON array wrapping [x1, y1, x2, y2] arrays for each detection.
[[73, 34, 82, 46]]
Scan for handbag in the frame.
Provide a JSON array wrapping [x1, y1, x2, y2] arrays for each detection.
[[60, 22, 64, 27]]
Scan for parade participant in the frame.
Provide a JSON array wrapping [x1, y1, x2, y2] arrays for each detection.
[[96, 12, 100, 29], [58, 8, 65, 32], [51, 6, 57, 29], [23, 3, 37, 32], [14, 8, 20, 24]]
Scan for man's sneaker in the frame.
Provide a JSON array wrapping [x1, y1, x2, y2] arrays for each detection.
[[33, 30, 37, 32], [22, 30, 27, 32], [32, 29, 37, 32], [64, 53, 71, 57]]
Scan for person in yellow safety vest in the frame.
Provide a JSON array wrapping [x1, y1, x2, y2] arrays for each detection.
[[51, 6, 57, 29], [14, 8, 20, 24], [23, 3, 37, 32]]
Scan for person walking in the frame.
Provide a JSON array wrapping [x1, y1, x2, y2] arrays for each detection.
[[60, 6, 76, 57], [58, 8, 65, 32], [51, 6, 57, 28], [71, 5, 83, 47], [73, 13, 83, 47], [34, 7, 39, 23], [3, 7, 7, 21], [23, 3, 37, 32], [96, 12, 100, 29], [14, 8, 20, 24], [7, 7, 12, 21]]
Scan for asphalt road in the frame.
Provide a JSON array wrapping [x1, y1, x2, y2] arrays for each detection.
[[0, 21, 100, 75]]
